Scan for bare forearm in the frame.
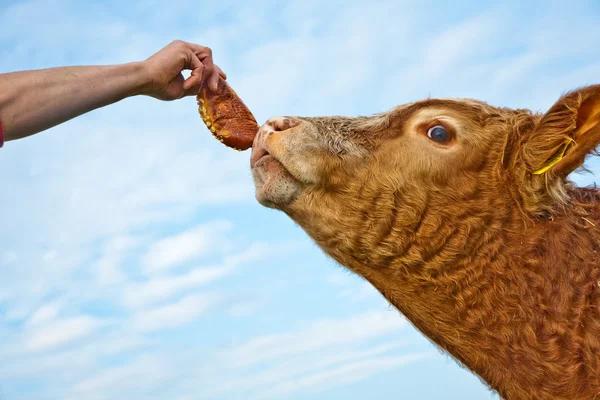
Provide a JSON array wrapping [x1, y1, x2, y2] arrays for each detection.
[[0, 62, 149, 141]]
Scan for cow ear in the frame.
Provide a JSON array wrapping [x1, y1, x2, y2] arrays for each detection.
[[518, 84, 600, 216], [524, 84, 600, 178]]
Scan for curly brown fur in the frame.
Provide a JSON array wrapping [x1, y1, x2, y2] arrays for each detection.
[[251, 84, 600, 399]]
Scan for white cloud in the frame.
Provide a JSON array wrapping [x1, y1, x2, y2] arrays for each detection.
[[172, 312, 424, 400], [421, 10, 501, 75], [23, 316, 105, 352], [203, 341, 416, 399], [122, 265, 232, 309], [259, 353, 431, 399], [142, 220, 233, 274], [221, 241, 274, 267], [93, 235, 142, 285], [26, 300, 63, 327], [123, 241, 274, 309], [326, 271, 381, 302], [0, 333, 151, 383], [67, 353, 172, 400], [131, 293, 219, 332], [0, 125, 256, 317], [53, 312, 423, 400], [222, 310, 408, 368]]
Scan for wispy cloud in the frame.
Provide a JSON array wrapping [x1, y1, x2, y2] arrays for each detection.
[[222, 310, 408, 368], [141, 220, 233, 274], [123, 241, 274, 309], [259, 353, 431, 399], [92, 235, 142, 285], [123, 265, 231, 309], [23, 315, 106, 352], [54, 310, 427, 400], [25, 299, 63, 327], [131, 293, 220, 332]]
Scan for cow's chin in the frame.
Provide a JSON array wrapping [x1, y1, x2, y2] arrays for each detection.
[[251, 154, 302, 210]]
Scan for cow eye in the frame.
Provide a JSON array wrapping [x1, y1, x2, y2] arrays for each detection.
[[427, 125, 452, 143]]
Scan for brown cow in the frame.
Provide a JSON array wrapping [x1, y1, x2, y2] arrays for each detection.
[[249, 85, 600, 400]]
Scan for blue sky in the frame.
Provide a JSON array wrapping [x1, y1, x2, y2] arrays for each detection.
[[0, 0, 599, 399]]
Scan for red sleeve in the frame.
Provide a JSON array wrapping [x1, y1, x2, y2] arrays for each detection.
[[0, 117, 4, 148]]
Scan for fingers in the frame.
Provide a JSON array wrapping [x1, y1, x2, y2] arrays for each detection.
[[183, 41, 214, 86], [182, 50, 205, 90], [183, 41, 214, 63], [183, 60, 226, 94], [208, 66, 220, 92], [182, 63, 227, 97], [148, 40, 228, 99], [182, 41, 227, 92], [215, 65, 227, 80]]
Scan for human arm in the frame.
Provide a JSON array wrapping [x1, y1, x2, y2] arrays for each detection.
[[0, 40, 226, 142]]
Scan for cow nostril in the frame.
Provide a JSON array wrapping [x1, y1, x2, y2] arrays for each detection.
[[269, 117, 299, 132]]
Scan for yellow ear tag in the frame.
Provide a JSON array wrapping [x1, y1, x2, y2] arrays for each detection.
[[533, 138, 575, 175]]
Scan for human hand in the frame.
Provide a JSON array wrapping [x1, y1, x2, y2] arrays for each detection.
[[139, 40, 227, 101]]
